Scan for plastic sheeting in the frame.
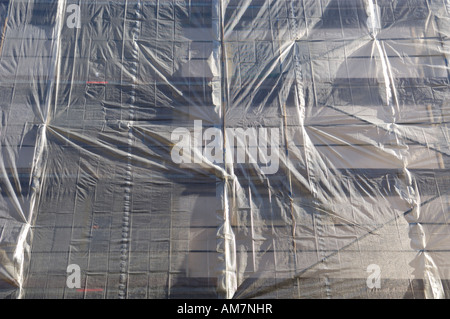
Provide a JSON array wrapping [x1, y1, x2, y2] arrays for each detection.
[[0, 0, 449, 299]]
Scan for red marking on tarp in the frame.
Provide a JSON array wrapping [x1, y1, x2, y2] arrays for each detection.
[[77, 288, 104, 292], [86, 81, 108, 84]]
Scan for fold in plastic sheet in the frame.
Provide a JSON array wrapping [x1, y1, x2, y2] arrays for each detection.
[[0, 0, 449, 299]]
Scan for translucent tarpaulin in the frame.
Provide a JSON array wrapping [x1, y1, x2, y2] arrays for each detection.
[[0, 0, 449, 299]]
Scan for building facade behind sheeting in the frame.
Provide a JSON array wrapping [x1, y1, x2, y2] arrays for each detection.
[[0, 0, 449, 299]]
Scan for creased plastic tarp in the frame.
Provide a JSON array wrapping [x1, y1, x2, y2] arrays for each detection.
[[0, 0, 449, 299]]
